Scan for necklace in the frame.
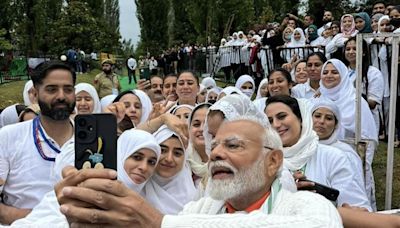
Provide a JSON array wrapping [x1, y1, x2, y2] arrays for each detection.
[[32, 117, 61, 162]]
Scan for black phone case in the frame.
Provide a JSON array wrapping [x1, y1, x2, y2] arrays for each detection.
[[75, 114, 117, 170], [299, 180, 340, 201]]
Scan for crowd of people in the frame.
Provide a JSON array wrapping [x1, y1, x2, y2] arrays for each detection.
[[0, 2, 400, 227]]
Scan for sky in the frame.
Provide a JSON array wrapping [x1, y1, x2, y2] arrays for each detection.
[[119, 0, 140, 47]]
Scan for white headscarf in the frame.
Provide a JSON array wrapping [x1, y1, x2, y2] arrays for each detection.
[[256, 78, 269, 99], [318, 59, 377, 142], [132, 89, 153, 124], [377, 15, 390, 33], [144, 126, 197, 214], [0, 104, 20, 128], [311, 98, 344, 145], [171, 104, 195, 115], [100, 94, 117, 111], [217, 86, 244, 100], [118, 129, 161, 193], [201, 77, 217, 90], [234, 75, 255, 98], [287, 28, 306, 47], [23, 80, 34, 106], [205, 88, 221, 103], [74, 83, 101, 113], [278, 98, 319, 171]]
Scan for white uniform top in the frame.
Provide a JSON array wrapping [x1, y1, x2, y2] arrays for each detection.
[[127, 58, 137, 70], [304, 144, 371, 211], [291, 81, 318, 99], [348, 66, 384, 104], [0, 119, 74, 208], [162, 189, 342, 227], [325, 31, 358, 54]]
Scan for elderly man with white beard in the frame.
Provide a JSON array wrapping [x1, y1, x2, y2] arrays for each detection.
[[54, 117, 342, 227]]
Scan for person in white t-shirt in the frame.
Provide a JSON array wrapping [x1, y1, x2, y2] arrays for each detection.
[[0, 61, 76, 225], [127, 55, 137, 84]]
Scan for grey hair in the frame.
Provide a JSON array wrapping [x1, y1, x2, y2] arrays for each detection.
[[228, 115, 283, 152]]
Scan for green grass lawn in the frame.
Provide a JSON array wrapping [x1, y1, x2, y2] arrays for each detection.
[[1, 70, 399, 210]]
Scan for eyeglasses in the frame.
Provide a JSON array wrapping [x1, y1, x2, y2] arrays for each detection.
[[210, 136, 273, 153]]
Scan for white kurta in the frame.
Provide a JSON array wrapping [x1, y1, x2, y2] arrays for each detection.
[[0, 120, 74, 209], [162, 189, 342, 227], [348, 66, 384, 136], [291, 81, 318, 99], [325, 31, 358, 55], [304, 144, 371, 211]]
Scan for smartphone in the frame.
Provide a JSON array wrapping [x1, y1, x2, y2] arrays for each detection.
[[140, 68, 150, 80], [75, 114, 117, 170], [298, 179, 340, 202]]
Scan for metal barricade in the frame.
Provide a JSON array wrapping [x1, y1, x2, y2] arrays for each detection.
[[355, 33, 399, 210]]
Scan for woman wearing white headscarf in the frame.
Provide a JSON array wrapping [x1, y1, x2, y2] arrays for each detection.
[[234, 75, 255, 98], [318, 58, 378, 210], [375, 16, 392, 137], [23, 80, 36, 106], [256, 78, 269, 99], [265, 95, 371, 211], [100, 94, 117, 111], [253, 78, 269, 113], [144, 125, 197, 214], [311, 98, 365, 194], [205, 87, 220, 104], [283, 28, 306, 62], [201, 77, 217, 90], [11, 129, 161, 226], [112, 89, 153, 126], [74, 83, 101, 114]]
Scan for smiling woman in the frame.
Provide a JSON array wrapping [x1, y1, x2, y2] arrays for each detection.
[[74, 83, 101, 114], [264, 95, 372, 210], [144, 125, 197, 215]]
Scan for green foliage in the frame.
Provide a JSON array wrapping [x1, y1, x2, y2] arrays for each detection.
[[135, 0, 169, 55], [0, 29, 12, 50], [306, 0, 357, 27]]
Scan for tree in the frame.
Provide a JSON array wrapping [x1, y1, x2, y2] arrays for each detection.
[[135, 0, 169, 55], [0, 29, 12, 51]]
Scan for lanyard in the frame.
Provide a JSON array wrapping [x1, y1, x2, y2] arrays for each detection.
[[32, 117, 61, 162]]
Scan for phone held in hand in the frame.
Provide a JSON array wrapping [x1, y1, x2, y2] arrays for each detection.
[[298, 179, 340, 202], [75, 114, 117, 171]]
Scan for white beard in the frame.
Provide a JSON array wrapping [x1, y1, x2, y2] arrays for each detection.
[[208, 156, 267, 201]]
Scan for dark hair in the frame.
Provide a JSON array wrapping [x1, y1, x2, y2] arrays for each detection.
[[391, 5, 400, 15], [305, 14, 315, 21], [373, 1, 385, 7], [307, 52, 327, 64], [31, 61, 76, 87], [265, 95, 302, 122], [15, 104, 27, 116], [18, 106, 38, 122], [330, 21, 341, 33], [267, 68, 293, 84], [177, 70, 199, 85], [163, 73, 177, 84], [189, 103, 212, 125], [343, 37, 370, 97], [112, 90, 136, 103]]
